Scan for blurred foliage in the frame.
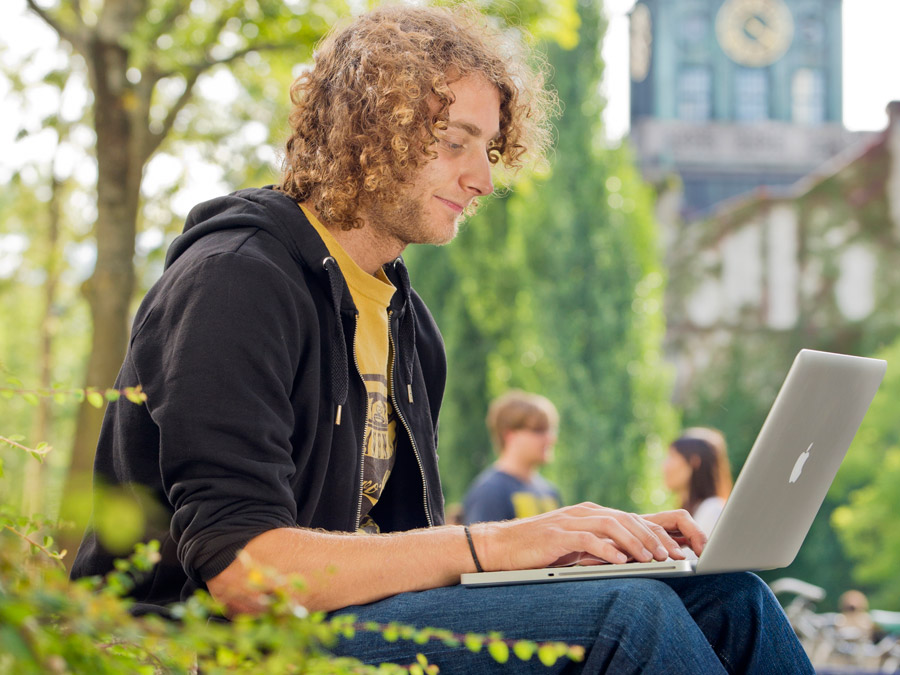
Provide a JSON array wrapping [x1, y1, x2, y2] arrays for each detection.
[[832, 338, 900, 609], [0, 390, 585, 673], [406, 0, 678, 510]]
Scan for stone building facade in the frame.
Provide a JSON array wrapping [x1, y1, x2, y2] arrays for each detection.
[[664, 103, 900, 399]]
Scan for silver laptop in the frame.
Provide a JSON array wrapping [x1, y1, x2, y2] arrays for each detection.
[[461, 349, 886, 587]]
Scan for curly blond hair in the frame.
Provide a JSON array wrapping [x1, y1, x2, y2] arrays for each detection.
[[279, 4, 555, 230]]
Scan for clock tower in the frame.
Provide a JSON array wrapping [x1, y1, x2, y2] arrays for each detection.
[[629, 0, 860, 219]]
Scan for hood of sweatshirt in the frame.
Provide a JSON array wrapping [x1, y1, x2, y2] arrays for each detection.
[[165, 186, 322, 272], [164, 186, 419, 420]]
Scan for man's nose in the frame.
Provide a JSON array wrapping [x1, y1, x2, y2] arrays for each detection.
[[463, 150, 494, 196]]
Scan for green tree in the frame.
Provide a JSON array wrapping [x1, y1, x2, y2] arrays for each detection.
[[831, 338, 900, 608], [0, 55, 92, 519], [407, 0, 677, 510], [527, 0, 676, 510]]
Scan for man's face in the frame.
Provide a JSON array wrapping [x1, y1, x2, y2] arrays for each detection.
[[505, 425, 557, 470], [364, 73, 501, 247]]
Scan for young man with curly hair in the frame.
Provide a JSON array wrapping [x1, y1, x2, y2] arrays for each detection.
[[72, 5, 813, 672]]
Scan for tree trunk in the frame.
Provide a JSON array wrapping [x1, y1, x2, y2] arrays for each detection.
[[59, 33, 141, 566], [24, 175, 63, 517]]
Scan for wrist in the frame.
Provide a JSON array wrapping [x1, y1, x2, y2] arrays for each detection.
[[463, 525, 483, 573], [465, 522, 500, 573]]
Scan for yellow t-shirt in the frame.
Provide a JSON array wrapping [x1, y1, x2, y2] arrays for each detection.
[[303, 206, 397, 533]]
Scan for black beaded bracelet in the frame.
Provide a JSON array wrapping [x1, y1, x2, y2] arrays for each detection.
[[464, 525, 484, 573]]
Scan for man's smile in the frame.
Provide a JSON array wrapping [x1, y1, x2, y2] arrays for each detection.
[[435, 195, 465, 213]]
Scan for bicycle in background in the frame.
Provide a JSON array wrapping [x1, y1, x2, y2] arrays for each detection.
[[771, 577, 900, 673]]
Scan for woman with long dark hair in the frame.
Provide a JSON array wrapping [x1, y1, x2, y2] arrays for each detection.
[[662, 428, 733, 535]]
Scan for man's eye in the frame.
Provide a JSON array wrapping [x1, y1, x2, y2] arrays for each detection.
[[443, 140, 464, 150]]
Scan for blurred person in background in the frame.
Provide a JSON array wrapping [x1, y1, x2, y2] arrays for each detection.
[[662, 428, 733, 536], [837, 589, 876, 643], [463, 389, 562, 524]]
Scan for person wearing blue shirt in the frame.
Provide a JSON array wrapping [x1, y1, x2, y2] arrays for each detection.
[[464, 390, 562, 525]]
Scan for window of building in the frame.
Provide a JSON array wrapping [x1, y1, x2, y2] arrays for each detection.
[[798, 11, 824, 45], [792, 68, 825, 124], [677, 66, 712, 121], [735, 68, 769, 122]]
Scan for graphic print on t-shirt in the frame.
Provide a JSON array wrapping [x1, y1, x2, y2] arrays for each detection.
[[363, 375, 396, 461], [361, 374, 399, 510]]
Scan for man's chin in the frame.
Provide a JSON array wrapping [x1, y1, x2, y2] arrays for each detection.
[[415, 219, 461, 247]]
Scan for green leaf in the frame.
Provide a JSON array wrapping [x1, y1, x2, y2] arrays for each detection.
[[124, 386, 148, 404], [538, 644, 560, 667], [0, 625, 33, 661], [22, 393, 39, 406], [105, 389, 121, 402], [464, 634, 483, 653], [487, 640, 510, 664], [568, 645, 586, 662], [87, 391, 105, 408], [513, 640, 537, 661]]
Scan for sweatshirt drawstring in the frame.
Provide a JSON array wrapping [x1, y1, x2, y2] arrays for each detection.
[[323, 256, 349, 424], [393, 258, 417, 401]]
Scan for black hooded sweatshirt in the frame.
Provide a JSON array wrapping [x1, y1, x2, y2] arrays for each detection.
[[70, 187, 447, 610]]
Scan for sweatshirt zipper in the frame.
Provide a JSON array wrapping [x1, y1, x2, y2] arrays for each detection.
[[388, 309, 433, 528], [351, 311, 368, 531]]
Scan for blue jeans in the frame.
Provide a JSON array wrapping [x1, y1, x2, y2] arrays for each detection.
[[327, 573, 813, 673]]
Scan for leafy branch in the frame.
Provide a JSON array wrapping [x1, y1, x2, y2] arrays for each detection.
[[0, 434, 51, 461], [1, 379, 147, 408], [333, 617, 586, 668], [2, 524, 67, 568]]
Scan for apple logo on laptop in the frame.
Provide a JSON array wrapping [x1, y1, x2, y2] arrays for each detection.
[[789, 443, 813, 483]]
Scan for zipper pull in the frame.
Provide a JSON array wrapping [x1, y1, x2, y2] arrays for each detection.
[[335, 404, 342, 425], [407, 383, 414, 403]]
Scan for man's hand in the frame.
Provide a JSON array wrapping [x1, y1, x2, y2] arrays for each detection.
[[470, 503, 707, 573]]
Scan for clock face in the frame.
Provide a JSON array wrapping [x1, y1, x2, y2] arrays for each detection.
[[716, 0, 794, 67]]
